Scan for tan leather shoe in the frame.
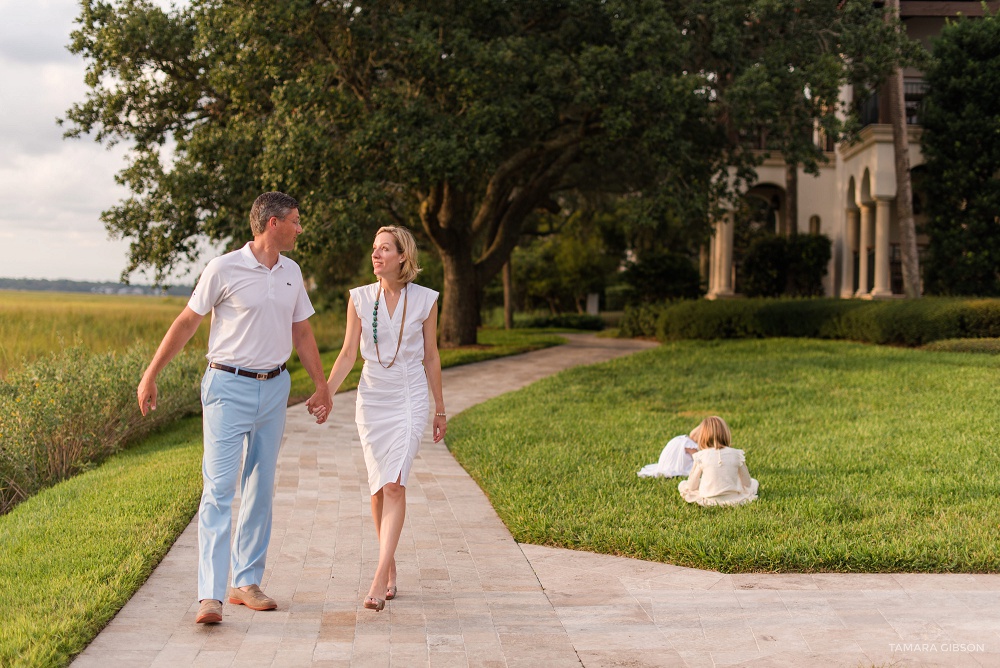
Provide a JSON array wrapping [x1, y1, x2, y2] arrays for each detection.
[[196, 599, 222, 624], [227, 584, 277, 611]]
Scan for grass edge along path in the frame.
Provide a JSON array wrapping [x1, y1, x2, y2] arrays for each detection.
[[0, 329, 566, 668], [0, 417, 203, 668], [446, 338, 1000, 574]]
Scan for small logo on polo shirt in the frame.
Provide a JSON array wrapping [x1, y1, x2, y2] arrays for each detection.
[[286, 282, 292, 286]]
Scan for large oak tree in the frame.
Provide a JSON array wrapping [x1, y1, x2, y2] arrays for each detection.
[[65, 0, 901, 343], [66, 0, 724, 345]]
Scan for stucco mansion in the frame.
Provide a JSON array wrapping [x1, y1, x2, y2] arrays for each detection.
[[706, 1, 998, 299]]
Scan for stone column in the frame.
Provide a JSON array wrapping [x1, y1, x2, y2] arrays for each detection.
[[718, 212, 735, 297], [708, 233, 718, 295], [840, 207, 860, 298], [855, 203, 873, 297], [707, 214, 735, 299], [871, 197, 893, 298], [699, 244, 710, 293]]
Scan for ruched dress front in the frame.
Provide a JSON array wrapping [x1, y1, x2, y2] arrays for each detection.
[[350, 282, 439, 495]]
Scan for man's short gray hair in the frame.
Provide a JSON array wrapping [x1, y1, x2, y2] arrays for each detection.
[[249, 192, 299, 235]]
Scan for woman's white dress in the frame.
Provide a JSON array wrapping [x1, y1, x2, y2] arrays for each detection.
[[351, 282, 439, 495]]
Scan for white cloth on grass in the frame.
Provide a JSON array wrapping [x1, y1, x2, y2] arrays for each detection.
[[637, 434, 698, 479]]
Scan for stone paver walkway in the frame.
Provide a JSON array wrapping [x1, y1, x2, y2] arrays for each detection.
[[74, 334, 1000, 668]]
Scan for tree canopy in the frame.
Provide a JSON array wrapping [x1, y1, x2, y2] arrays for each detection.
[[65, 0, 902, 344], [920, 9, 1000, 296]]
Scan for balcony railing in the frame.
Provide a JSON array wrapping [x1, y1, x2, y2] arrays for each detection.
[[857, 80, 929, 127]]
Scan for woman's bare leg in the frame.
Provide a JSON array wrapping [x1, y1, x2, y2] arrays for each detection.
[[367, 479, 405, 602], [369, 488, 397, 593]]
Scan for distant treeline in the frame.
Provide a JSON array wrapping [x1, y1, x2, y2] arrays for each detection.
[[0, 277, 192, 296]]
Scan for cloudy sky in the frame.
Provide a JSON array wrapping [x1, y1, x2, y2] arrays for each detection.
[[0, 0, 202, 284]]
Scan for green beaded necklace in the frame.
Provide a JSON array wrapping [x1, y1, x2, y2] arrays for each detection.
[[372, 283, 408, 369]]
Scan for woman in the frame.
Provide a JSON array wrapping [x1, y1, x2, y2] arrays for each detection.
[[322, 226, 446, 612]]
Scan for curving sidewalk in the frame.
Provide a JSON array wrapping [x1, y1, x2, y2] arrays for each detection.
[[73, 334, 1000, 668]]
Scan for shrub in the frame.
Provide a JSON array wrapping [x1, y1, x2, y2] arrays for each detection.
[[0, 344, 203, 514], [624, 296, 1000, 346], [788, 234, 833, 297], [741, 237, 787, 297], [621, 251, 702, 304], [657, 299, 765, 340], [618, 302, 667, 338], [741, 234, 832, 298]]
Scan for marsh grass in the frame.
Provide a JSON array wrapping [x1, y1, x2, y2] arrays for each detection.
[[0, 292, 206, 376], [0, 290, 348, 377], [0, 417, 203, 668], [447, 338, 1000, 573], [0, 344, 204, 513]]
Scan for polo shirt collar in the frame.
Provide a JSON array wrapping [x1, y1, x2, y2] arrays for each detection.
[[240, 241, 285, 270]]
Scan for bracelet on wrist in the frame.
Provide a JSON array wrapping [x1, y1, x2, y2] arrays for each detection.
[[435, 412, 447, 417]]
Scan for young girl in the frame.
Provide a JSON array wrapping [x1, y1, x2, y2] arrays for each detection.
[[678, 416, 758, 507]]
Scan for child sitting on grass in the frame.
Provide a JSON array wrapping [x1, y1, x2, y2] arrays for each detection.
[[678, 416, 758, 507]]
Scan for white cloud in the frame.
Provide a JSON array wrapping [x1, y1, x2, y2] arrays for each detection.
[[0, 0, 196, 283], [0, 0, 82, 64]]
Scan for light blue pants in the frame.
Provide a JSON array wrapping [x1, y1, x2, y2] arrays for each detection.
[[197, 366, 290, 602]]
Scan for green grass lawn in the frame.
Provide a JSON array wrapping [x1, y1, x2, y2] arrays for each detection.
[[0, 328, 565, 667], [446, 338, 1000, 573], [0, 418, 203, 668]]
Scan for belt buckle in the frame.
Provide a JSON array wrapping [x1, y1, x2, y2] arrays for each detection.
[[256, 372, 269, 380]]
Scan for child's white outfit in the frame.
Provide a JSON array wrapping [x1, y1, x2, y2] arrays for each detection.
[[678, 447, 758, 506], [637, 435, 697, 479]]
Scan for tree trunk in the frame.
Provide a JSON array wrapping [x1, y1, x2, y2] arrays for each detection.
[[886, 0, 921, 298], [502, 260, 514, 330], [438, 249, 480, 347], [785, 162, 798, 237]]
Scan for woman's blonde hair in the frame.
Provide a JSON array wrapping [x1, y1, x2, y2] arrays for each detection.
[[696, 416, 732, 450], [374, 225, 421, 283]]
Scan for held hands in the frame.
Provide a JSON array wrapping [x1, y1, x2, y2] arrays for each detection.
[[306, 385, 333, 424], [432, 414, 447, 443]]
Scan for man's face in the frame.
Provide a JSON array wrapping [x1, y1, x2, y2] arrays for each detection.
[[272, 208, 302, 251]]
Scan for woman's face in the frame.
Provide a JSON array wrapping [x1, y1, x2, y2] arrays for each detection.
[[372, 232, 404, 279]]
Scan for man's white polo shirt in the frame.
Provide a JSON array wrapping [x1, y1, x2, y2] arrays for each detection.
[[189, 242, 315, 369]]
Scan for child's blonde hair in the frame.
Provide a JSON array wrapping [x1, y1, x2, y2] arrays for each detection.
[[695, 416, 731, 450]]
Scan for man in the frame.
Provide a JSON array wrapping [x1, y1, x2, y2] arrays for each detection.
[[137, 192, 332, 624]]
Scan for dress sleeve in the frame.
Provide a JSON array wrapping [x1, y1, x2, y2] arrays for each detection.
[[738, 462, 752, 490], [350, 286, 365, 317], [417, 286, 439, 322], [686, 461, 703, 492]]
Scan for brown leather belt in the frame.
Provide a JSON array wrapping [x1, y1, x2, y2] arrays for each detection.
[[209, 362, 287, 380]]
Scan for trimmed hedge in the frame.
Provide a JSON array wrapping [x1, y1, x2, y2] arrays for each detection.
[[515, 313, 605, 330], [620, 297, 1000, 346]]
